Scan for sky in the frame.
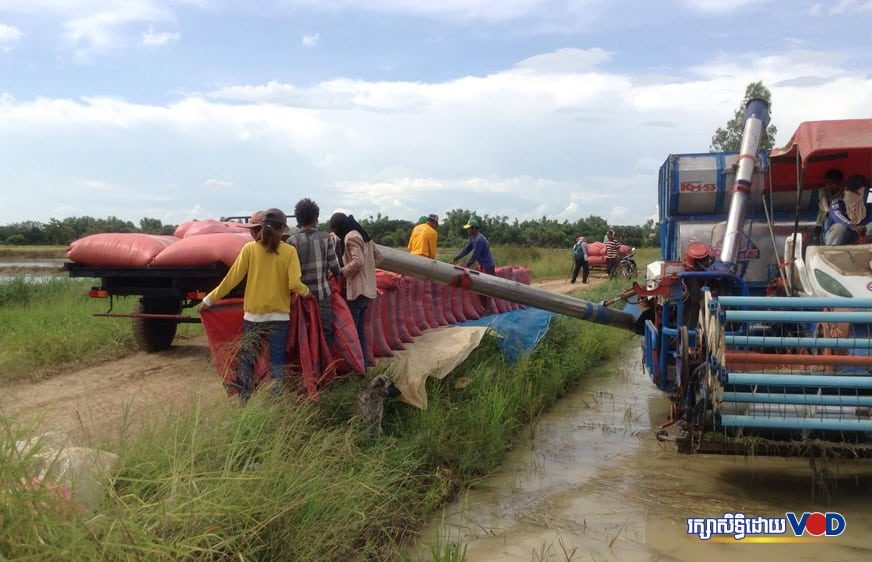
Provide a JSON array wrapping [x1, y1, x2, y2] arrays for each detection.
[[0, 0, 870, 227]]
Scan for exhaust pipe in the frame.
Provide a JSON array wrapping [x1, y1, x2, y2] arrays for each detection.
[[377, 245, 640, 333]]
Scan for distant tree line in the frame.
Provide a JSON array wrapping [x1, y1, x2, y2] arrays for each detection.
[[1, 211, 659, 249]]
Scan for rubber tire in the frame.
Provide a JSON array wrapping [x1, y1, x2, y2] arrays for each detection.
[[132, 298, 181, 352]]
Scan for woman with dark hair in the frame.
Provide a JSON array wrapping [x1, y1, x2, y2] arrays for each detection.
[[329, 212, 383, 367], [202, 208, 311, 399]]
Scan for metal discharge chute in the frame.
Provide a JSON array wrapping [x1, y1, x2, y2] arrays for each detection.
[[376, 245, 641, 333]]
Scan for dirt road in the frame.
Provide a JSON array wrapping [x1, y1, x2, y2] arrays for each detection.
[[0, 275, 612, 441], [0, 337, 222, 442]]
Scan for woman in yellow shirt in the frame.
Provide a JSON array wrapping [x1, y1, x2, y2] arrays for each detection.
[[201, 208, 311, 399]]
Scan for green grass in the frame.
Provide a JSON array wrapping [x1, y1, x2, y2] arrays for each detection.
[[0, 277, 199, 384], [0, 245, 67, 259], [0, 303, 635, 560], [491, 245, 661, 281]]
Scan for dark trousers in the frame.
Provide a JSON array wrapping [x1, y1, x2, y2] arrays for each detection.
[[318, 296, 334, 349], [606, 257, 619, 277], [236, 320, 289, 400], [571, 257, 589, 283], [347, 296, 371, 367]]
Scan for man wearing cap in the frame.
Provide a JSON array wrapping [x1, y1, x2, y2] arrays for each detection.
[[407, 214, 439, 258], [451, 216, 495, 275]]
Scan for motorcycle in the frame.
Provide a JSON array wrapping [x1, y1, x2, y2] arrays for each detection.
[[617, 248, 637, 279]]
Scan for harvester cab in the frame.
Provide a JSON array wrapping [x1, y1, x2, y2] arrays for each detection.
[[639, 102, 872, 457]]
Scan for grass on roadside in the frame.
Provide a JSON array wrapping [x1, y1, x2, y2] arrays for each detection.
[[0, 296, 635, 560], [0, 245, 68, 259], [0, 277, 199, 384]]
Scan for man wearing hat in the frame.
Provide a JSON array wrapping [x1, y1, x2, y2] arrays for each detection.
[[407, 213, 439, 259], [451, 216, 495, 275]]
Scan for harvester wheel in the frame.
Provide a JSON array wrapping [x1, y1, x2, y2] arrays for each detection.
[[132, 298, 181, 352]]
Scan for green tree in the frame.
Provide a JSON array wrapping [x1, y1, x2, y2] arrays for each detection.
[[710, 81, 778, 152]]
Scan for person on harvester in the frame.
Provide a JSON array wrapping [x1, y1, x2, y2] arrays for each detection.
[[407, 213, 439, 258], [288, 198, 342, 348], [329, 212, 384, 370], [825, 175, 872, 246], [201, 208, 312, 401]]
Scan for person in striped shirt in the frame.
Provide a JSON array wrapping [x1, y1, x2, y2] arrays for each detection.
[[605, 230, 621, 277]]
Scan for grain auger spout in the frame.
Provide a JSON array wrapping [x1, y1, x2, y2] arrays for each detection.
[[376, 245, 644, 333]]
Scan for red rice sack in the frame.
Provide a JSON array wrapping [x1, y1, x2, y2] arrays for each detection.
[[394, 283, 416, 343], [151, 233, 250, 268], [173, 221, 196, 238], [419, 280, 438, 330], [183, 219, 252, 238], [407, 277, 431, 331], [330, 291, 365, 374], [587, 241, 605, 256], [67, 234, 178, 267], [429, 282, 448, 326], [449, 286, 467, 322], [379, 289, 405, 350], [461, 288, 481, 320], [367, 296, 393, 357], [400, 278, 423, 337], [440, 285, 457, 324]]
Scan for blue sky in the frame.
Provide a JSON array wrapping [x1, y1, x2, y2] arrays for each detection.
[[0, 0, 870, 227]]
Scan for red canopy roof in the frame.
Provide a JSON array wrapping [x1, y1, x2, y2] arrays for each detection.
[[768, 119, 872, 192]]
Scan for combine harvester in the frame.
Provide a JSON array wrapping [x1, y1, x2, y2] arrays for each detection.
[[382, 100, 872, 458]]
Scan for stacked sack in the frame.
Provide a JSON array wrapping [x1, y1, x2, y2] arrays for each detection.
[[67, 220, 253, 268], [584, 241, 632, 267]]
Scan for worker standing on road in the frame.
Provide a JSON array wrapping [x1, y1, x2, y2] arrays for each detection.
[[287, 198, 342, 348], [451, 216, 495, 274], [329, 212, 384, 369], [201, 208, 312, 400], [570, 236, 589, 284], [407, 213, 439, 258], [605, 230, 621, 277]]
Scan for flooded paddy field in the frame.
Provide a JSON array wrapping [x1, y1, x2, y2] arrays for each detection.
[[416, 346, 872, 561]]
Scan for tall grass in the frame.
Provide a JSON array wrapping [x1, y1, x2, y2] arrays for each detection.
[[0, 305, 635, 560], [0, 245, 67, 259], [0, 277, 197, 384]]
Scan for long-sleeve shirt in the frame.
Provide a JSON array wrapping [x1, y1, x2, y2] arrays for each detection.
[[817, 186, 845, 226], [341, 230, 384, 300], [203, 241, 310, 320], [287, 227, 341, 301], [407, 222, 438, 258], [828, 200, 872, 229], [453, 232, 495, 269]]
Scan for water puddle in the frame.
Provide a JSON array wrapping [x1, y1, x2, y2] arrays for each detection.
[[415, 343, 872, 561]]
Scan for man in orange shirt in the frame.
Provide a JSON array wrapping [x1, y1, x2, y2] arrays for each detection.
[[407, 214, 439, 258]]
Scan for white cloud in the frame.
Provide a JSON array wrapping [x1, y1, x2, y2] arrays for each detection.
[[0, 47, 869, 226], [827, 0, 872, 13], [681, 0, 770, 12], [0, 22, 23, 51], [301, 32, 319, 47], [203, 178, 233, 189], [0, 1, 177, 60], [141, 25, 180, 47]]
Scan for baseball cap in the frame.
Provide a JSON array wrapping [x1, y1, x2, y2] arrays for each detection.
[[239, 210, 265, 228], [463, 217, 481, 229], [262, 208, 288, 227], [427, 214, 439, 223]]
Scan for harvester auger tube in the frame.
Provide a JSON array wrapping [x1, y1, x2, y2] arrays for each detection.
[[376, 245, 643, 333], [712, 97, 771, 271]]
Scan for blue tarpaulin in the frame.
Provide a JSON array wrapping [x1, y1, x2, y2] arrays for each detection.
[[458, 307, 554, 362]]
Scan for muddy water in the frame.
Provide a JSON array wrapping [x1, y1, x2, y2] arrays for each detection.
[[415, 344, 872, 561]]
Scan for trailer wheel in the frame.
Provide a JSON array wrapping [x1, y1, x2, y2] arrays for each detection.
[[132, 298, 181, 352]]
